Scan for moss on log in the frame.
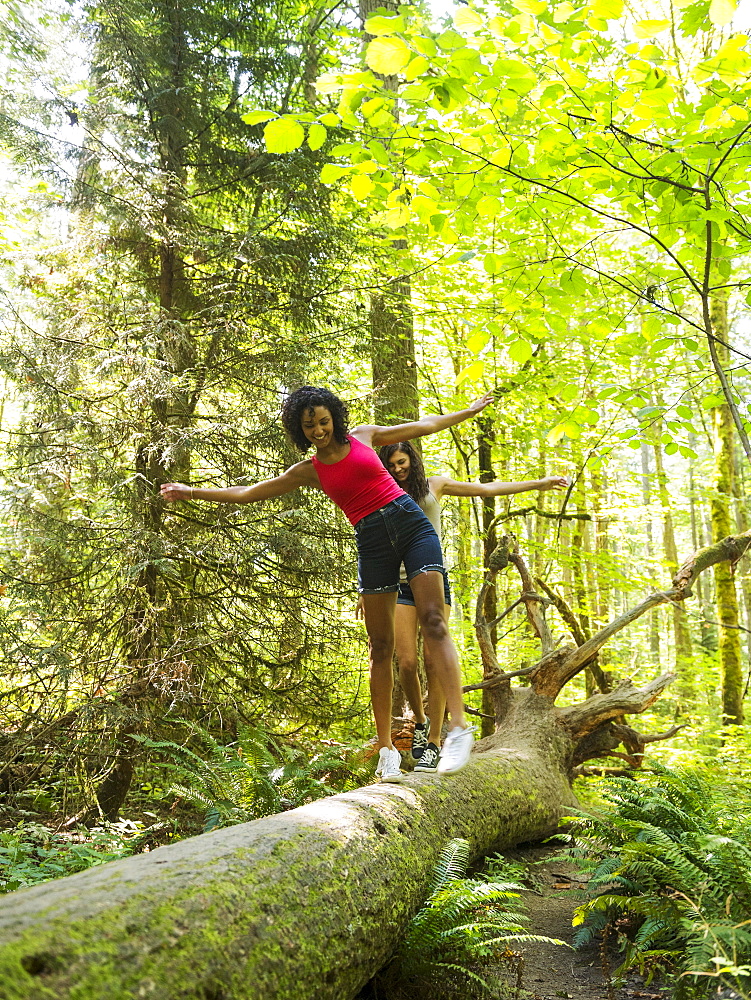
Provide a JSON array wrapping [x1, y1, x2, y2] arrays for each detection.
[[0, 693, 574, 1000]]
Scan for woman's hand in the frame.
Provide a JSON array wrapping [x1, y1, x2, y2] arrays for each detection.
[[467, 391, 495, 414], [355, 596, 365, 621], [540, 476, 569, 491], [160, 482, 192, 503]]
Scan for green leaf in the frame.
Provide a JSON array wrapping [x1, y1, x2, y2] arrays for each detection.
[[320, 163, 351, 184], [350, 174, 374, 200], [381, 205, 410, 229], [476, 196, 503, 218], [366, 37, 412, 75], [454, 7, 485, 30], [242, 110, 277, 126], [365, 14, 406, 35], [405, 55, 429, 81], [264, 116, 305, 153], [547, 423, 566, 446], [457, 360, 485, 384], [591, 0, 624, 16], [316, 73, 344, 95], [709, 0, 736, 24], [466, 329, 490, 354], [676, 405, 693, 418], [436, 29, 466, 50], [561, 269, 587, 296], [634, 19, 671, 38], [307, 122, 327, 151], [508, 339, 533, 364], [514, 0, 547, 13]]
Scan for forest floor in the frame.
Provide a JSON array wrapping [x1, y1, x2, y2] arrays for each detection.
[[506, 842, 672, 1000]]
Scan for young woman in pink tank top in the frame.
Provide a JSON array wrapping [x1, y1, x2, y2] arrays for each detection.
[[161, 386, 493, 782]]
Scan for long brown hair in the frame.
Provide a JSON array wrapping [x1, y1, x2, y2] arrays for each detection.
[[379, 441, 429, 502]]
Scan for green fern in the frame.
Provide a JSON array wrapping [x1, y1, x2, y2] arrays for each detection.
[[562, 765, 751, 997], [130, 724, 371, 831], [376, 838, 566, 1000]]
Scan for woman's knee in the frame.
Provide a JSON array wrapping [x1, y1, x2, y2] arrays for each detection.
[[419, 607, 448, 640], [368, 635, 394, 663], [397, 656, 419, 682]]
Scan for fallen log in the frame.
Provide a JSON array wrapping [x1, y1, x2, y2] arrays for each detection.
[[0, 531, 748, 1000], [0, 695, 575, 1000]]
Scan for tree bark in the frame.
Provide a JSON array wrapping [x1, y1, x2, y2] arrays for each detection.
[[2, 532, 749, 1000], [478, 415, 499, 736], [360, 0, 419, 426], [710, 294, 744, 725], [652, 425, 694, 704], [641, 441, 662, 664]]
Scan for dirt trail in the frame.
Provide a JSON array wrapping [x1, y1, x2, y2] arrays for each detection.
[[511, 844, 671, 1000]]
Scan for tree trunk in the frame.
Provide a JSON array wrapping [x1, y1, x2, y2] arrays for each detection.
[[360, 0, 419, 426], [652, 427, 694, 704], [2, 532, 749, 1000], [641, 441, 662, 664], [710, 294, 744, 725], [478, 415, 498, 737], [733, 445, 751, 668]]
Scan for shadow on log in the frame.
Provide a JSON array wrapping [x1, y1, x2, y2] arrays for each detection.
[[0, 531, 749, 1000]]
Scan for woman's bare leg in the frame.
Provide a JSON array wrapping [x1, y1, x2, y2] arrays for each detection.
[[409, 572, 466, 730], [394, 603, 426, 724], [422, 604, 450, 745], [360, 591, 398, 749]]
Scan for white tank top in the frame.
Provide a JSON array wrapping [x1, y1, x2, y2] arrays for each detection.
[[400, 489, 442, 583]]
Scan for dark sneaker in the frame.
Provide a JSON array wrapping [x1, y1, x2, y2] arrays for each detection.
[[414, 742, 439, 772], [411, 717, 429, 759]]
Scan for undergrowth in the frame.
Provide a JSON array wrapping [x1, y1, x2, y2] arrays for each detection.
[[0, 725, 373, 893], [0, 820, 141, 892], [561, 761, 751, 999], [374, 838, 566, 1000], [130, 722, 372, 831]]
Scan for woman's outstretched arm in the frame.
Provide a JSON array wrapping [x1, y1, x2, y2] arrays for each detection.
[[431, 474, 568, 501], [354, 392, 495, 448], [160, 461, 318, 505]]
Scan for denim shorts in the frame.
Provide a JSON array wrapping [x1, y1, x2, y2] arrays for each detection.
[[397, 571, 452, 607], [354, 495, 444, 595]]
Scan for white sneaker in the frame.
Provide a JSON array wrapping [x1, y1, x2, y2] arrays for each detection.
[[375, 746, 404, 783], [437, 726, 475, 775]]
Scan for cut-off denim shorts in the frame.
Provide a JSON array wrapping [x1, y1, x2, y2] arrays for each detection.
[[397, 571, 452, 608], [354, 494, 444, 595]]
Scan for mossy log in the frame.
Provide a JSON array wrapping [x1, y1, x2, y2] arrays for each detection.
[[0, 695, 575, 1000], [0, 531, 748, 1000]]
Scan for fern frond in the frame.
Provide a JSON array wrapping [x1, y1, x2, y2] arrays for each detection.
[[429, 839, 470, 893]]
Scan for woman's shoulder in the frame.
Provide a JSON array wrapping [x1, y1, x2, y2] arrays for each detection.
[[427, 474, 451, 498], [286, 458, 319, 483], [348, 425, 376, 447]]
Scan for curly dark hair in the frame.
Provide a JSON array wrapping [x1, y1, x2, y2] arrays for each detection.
[[379, 441, 429, 502], [281, 386, 350, 452]]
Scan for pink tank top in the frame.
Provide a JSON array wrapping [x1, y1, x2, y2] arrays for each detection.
[[311, 435, 405, 526]]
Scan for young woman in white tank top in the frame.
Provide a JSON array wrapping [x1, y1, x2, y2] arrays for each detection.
[[377, 441, 567, 772]]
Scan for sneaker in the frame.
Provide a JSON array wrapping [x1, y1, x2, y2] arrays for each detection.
[[414, 742, 439, 773], [437, 726, 475, 775], [411, 718, 429, 759], [375, 746, 403, 783]]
